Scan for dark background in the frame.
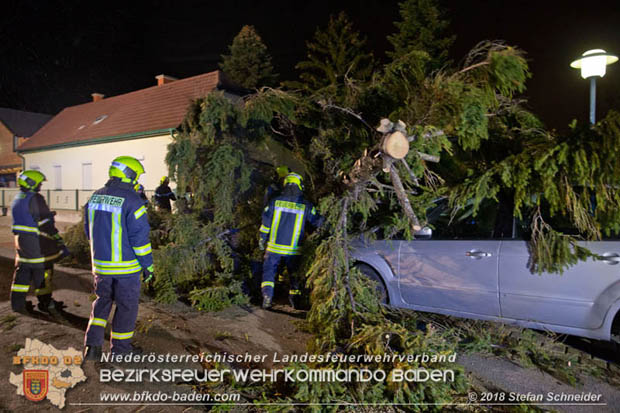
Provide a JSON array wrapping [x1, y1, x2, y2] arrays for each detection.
[[1, 0, 618, 131]]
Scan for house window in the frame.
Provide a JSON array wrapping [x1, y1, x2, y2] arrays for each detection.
[[82, 163, 92, 190], [53, 165, 62, 190]]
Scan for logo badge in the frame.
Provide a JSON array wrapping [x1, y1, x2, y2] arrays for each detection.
[[23, 370, 48, 402]]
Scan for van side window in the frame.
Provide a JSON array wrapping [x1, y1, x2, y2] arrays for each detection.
[[431, 199, 500, 240]]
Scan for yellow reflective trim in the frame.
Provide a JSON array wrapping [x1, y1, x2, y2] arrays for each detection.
[[93, 259, 139, 267], [38, 218, 51, 226], [11, 284, 30, 292], [39, 232, 56, 240], [88, 206, 95, 247], [270, 210, 281, 244], [35, 269, 52, 295], [110, 331, 134, 340], [12, 225, 39, 234], [18, 256, 45, 263], [291, 211, 304, 248], [259, 225, 270, 234], [134, 205, 147, 220], [93, 266, 142, 275], [132, 243, 152, 256], [16, 250, 62, 263], [35, 286, 52, 295], [266, 241, 299, 251], [261, 281, 274, 288], [267, 243, 295, 251], [89, 317, 108, 327], [274, 200, 305, 211], [112, 211, 122, 262], [266, 245, 300, 255], [289, 289, 302, 295]]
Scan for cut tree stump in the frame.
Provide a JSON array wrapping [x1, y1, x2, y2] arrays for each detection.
[[382, 130, 410, 159]]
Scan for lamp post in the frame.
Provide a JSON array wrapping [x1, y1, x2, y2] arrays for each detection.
[[570, 49, 618, 124]]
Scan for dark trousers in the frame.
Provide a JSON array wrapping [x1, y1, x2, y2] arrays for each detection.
[[261, 252, 301, 301], [10, 264, 52, 311], [84, 274, 141, 354]]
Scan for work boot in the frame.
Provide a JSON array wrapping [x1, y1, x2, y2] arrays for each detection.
[[38, 299, 65, 314], [262, 295, 273, 310], [12, 302, 33, 315], [83, 345, 102, 361], [111, 343, 144, 356], [126, 344, 144, 356], [288, 295, 301, 310]]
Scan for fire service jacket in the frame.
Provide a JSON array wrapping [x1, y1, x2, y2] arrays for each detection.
[[259, 193, 323, 256], [84, 179, 152, 276], [11, 190, 63, 267]]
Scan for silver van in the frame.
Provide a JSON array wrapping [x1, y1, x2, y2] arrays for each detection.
[[352, 201, 620, 344]]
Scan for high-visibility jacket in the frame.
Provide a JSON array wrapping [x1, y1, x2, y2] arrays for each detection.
[[84, 178, 152, 276], [259, 192, 323, 256], [11, 190, 63, 267]]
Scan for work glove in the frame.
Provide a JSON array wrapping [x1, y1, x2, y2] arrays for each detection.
[[52, 233, 63, 246], [142, 265, 155, 284], [60, 245, 71, 258], [258, 238, 265, 251]]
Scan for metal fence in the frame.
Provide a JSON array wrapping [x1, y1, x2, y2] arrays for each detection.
[[0, 189, 156, 210]]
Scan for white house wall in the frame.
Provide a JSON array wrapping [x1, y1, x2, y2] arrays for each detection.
[[22, 133, 175, 191]]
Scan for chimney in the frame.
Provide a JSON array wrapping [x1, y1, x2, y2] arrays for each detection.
[[156, 74, 178, 86], [91, 93, 105, 102]]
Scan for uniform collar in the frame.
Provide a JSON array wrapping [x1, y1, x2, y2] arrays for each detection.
[[106, 178, 135, 191]]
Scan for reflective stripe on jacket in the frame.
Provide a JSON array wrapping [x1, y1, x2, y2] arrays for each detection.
[[12, 190, 62, 266], [84, 179, 152, 276], [259, 193, 323, 256], [11, 191, 39, 235]]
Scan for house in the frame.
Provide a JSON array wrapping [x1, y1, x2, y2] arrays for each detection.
[[0, 108, 51, 186], [17, 70, 237, 192]]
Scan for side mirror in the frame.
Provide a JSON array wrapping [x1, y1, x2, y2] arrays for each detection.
[[414, 226, 432, 239]]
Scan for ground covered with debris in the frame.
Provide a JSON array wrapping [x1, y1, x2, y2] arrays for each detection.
[[1, 250, 619, 412]]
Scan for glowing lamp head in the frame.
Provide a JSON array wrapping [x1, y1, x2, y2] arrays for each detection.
[[570, 49, 618, 79]]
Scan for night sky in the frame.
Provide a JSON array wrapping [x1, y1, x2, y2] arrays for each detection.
[[1, 0, 619, 132]]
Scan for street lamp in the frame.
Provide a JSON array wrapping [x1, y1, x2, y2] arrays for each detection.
[[570, 49, 618, 124]]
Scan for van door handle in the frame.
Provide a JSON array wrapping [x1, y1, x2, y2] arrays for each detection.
[[601, 252, 620, 265], [466, 250, 492, 259]]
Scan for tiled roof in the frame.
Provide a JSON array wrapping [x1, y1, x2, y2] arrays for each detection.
[[0, 108, 51, 138], [19, 70, 228, 151]]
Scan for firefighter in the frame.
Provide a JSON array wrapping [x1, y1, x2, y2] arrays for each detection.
[[154, 176, 176, 211], [263, 165, 290, 206], [259, 173, 323, 309], [83, 156, 154, 359], [263, 165, 290, 293], [10, 170, 67, 314], [134, 183, 149, 205]]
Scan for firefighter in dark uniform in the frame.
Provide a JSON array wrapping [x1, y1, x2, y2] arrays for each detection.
[[263, 165, 290, 292], [135, 183, 149, 206], [83, 156, 154, 359], [10, 170, 67, 314], [154, 176, 176, 211], [259, 173, 323, 309], [263, 165, 290, 206]]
